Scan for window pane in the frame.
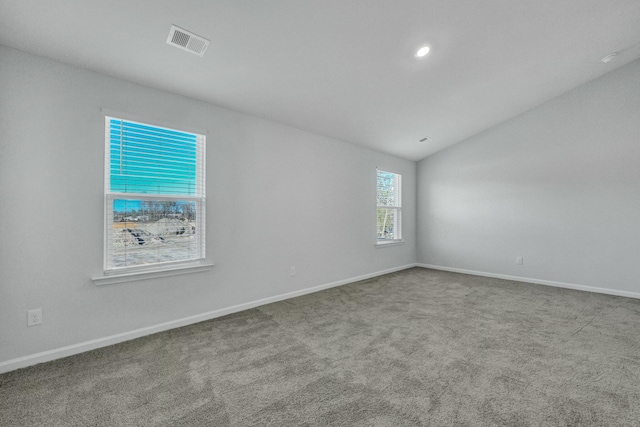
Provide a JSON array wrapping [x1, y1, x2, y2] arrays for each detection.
[[376, 171, 397, 206], [377, 207, 399, 240], [105, 116, 205, 272], [110, 199, 199, 268]]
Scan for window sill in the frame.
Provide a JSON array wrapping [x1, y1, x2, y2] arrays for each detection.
[[375, 240, 404, 248], [92, 263, 214, 286]]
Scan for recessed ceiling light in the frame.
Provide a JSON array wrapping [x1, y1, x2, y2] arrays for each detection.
[[415, 46, 431, 58], [601, 53, 617, 63]]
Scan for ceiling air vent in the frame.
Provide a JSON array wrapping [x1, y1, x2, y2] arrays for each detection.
[[167, 25, 209, 57]]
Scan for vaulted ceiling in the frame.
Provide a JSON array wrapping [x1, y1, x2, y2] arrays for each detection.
[[1, 0, 639, 160]]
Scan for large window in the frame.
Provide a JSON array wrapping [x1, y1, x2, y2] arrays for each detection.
[[104, 117, 205, 272], [376, 169, 402, 242]]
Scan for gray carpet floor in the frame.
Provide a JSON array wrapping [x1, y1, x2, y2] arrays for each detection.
[[2, 267, 640, 426]]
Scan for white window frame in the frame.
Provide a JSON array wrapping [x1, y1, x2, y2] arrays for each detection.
[[376, 169, 402, 245], [101, 114, 207, 277]]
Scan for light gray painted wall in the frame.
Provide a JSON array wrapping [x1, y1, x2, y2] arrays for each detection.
[[0, 46, 416, 364], [417, 59, 640, 295]]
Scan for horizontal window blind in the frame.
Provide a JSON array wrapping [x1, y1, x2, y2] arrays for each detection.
[[108, 118, 201, 196], [104, 117, 205, 271]]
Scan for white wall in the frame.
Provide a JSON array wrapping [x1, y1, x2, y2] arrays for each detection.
[[417, 58, 640, 296], [0, 46, 416, 368]]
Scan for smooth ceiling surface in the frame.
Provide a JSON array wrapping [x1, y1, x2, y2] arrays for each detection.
[[1, 0, 639, 160]]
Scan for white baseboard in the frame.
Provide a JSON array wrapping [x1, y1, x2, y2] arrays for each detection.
[[417, 263, 640, 300], [0, 264, 416, 374]]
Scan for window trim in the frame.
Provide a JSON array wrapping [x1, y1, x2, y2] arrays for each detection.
[[374, 240, 404, 248], [97, 110, 208, 280], [376, 169, 403, 245], [92, 262, 214, 286]]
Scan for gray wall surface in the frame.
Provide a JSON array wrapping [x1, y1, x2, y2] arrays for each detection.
[[417, 59, 640, 295], [0, 46, 416, 365], [3, 44, 638, 369]]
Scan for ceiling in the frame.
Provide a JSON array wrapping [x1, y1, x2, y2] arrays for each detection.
[[1, 1, 640, 161]]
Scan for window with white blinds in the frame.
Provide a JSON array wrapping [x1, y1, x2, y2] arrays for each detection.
[[376, 169, 402, 242], [104, 117, 206, 272]]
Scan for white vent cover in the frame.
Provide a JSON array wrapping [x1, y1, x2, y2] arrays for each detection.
[[167, 25, 209, 57]]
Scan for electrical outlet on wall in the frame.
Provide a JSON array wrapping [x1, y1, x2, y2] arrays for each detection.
[[27, 308, 42, 326], [290, 267, 296, 277], [516, 256, 524, 265]]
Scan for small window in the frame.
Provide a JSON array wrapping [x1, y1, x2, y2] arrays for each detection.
[[376, 169, 402, 242], [104, 117, 205, 272]]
